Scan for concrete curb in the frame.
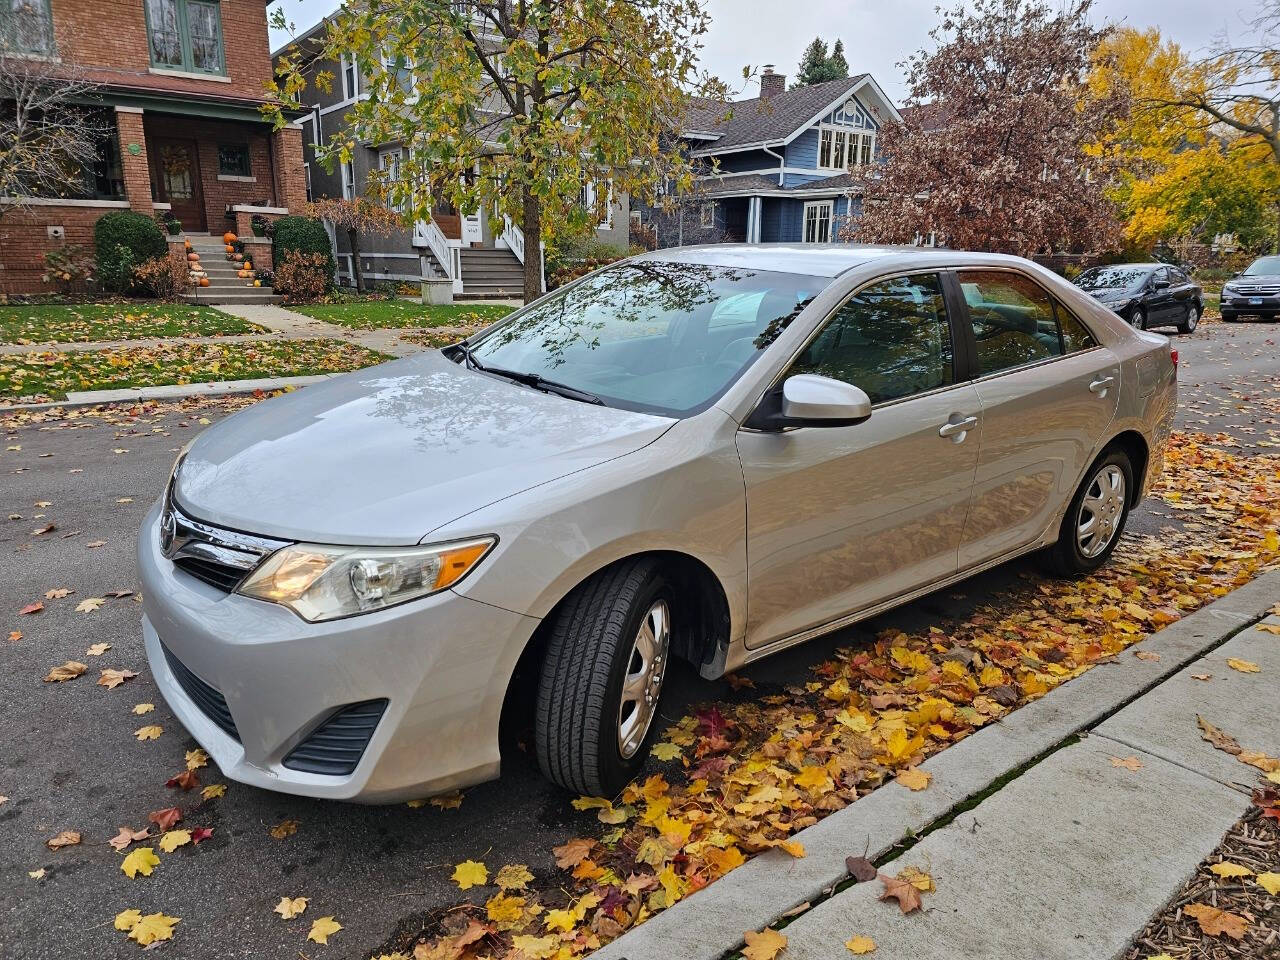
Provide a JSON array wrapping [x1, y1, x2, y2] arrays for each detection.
[[0, 374, 340, 412], [592, 568, 1280, 960]]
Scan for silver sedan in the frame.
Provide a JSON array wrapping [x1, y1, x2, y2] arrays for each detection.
[[139, 245, 1177, 801]]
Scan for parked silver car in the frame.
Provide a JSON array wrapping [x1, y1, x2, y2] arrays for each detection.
[[139, 245, 1177, 801]]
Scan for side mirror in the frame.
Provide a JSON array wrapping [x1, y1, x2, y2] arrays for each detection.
[[1152, 277, 1170, 289], [745, 374, 872, 431]]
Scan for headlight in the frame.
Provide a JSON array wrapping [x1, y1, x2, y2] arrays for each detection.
[[237, 537, 495, 622], [1222, 283, 1238, 293]]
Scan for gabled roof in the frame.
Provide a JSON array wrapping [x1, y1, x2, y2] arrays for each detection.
[[684, 74, 901, 156]]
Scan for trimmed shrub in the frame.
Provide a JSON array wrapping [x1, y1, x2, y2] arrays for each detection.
[[132, 256, 189, 299], [94, 211, 167, 293], [274, 251, 331, 303], [271, 216, 334, 286]]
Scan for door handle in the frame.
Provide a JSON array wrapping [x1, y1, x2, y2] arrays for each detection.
[[1089, 375, 1115, 396], [938, 415, 978, 440]]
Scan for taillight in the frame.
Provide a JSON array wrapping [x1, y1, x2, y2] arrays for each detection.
[[1170, 348, 1178, 367]]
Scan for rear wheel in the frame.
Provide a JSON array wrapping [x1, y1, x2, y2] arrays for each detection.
[[1177, 302, 1201, 334], [535, 558, 672, 795], [1124, 305, 1147, 330], [1041, 449, 1133, 577]]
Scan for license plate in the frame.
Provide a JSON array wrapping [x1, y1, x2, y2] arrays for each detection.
[[1250, 298, 1263, 306]]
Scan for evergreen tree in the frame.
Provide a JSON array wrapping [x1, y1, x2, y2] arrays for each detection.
[[830, 39, 850, 77], [794, 36, 850, 87]]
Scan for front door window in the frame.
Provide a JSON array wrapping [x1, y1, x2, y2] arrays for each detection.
[[803, 201, 832, 243]]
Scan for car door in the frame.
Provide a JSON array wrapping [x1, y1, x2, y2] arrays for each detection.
[[1147, 267, 1179, 324], [1167, 267, 1196, 320], [953, 269, 1120, 568], [736, 272, 982, 649]]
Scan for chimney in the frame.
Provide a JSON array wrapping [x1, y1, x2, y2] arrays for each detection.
[[760, 64, 785, 100]]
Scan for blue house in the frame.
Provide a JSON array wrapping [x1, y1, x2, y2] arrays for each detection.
[[653, 66, 901, 247]]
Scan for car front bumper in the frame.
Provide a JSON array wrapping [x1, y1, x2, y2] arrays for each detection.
[[1223, 294, 1280, 314], [138, 501, 540, 802]]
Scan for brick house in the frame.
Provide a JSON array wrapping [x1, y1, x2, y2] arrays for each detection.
[[0, 0, 308, 296]]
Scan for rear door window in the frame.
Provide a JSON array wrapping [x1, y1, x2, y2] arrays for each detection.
[[957, 270, 1063, 375]]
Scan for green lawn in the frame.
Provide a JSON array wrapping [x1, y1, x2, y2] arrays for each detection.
[[292, 300, 514, 330], [0, 304, 263, 345], [1, 339, 392, 403]]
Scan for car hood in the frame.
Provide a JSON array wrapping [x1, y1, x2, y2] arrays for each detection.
[[1228, 274, 1280, 284], [174, 351, 674, 544], [1082, 287, 1136, 301]]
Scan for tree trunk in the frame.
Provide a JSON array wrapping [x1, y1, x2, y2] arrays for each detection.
[[348, 228, 365, 293], [521, 184, 543, 305]]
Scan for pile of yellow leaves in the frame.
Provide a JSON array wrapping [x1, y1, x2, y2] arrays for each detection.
[[404, 432, 1280, 959]]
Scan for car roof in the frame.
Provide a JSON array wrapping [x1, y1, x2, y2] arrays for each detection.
[[1084, 263, 1160, 271], [634, 243, 930, 278]]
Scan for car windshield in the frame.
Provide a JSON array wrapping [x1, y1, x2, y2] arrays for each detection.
[[1075, 266, 1150, 292], [467, 261, 825, 417], [1243, 256, 1280, 276]]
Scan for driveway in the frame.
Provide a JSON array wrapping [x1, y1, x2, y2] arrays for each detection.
[[1, 319, 1278, 959]]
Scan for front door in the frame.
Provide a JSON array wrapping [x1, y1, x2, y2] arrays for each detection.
[[151, 139, 206, 232], [953, 269, 1120, 567], [738, 272, 981, 649]]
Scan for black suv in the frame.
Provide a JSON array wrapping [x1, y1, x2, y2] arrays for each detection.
[[1074, 263, 1203, 334], [1221, 255, 1280, 322]]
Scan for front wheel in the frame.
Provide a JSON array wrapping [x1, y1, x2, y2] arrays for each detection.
[[1177, 302, 1201, 334], [535, 558, 672, 795], [1041, 449, 1133, 577]]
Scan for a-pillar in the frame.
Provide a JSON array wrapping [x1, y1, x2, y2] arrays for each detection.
[[270, 123, 308, 213], [114, 106, 154, 214]]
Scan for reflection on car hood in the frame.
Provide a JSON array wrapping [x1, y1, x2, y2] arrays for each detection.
[[1082, 287, 1133, 300], [175, 351, 675, 544]]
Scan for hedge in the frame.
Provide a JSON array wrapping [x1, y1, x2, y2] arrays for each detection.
[[271, 216, 335, 286], [94, 211, 168, 293]]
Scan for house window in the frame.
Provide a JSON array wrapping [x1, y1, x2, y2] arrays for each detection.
[[803, 200, 832, 243], [579, 179, 612, 228], [5, 0, 55, 55], [341, 158, 356, 200], [341, 55, 359, 99], [378, 147, 404, 212], [819, 125, 876, 171], [700, 202, 715, 229], [145, 0, 224, 74], [217, 143, 251, 177], [380, 48, 413, 92]]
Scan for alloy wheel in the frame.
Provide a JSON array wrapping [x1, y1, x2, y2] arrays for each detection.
[[617, 599, 670, 760], [1077, 464, 1126, 559], [1186, 304, 1200, 331]]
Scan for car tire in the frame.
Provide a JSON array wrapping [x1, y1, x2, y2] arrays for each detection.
[[1177, 302, 1201, 334], [1221, 310, 1238, 322], [534, 558, 673, 795], [1125, 305, 1147, 330], [1040, 448, 1134, 577]]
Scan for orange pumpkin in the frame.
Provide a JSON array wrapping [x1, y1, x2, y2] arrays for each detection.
[[184, 240, 192, 251], [242, 261, 252, 271], [199, 277, 210, 287], [225, 244, 234, 254], [223, 231, 237, 243]]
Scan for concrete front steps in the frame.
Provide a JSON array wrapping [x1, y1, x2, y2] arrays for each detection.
[[180, 233, 283, 306], [458, 247, 524, 299]]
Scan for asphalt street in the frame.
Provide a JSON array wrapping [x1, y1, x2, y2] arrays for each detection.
[[1, 317, 1278, 959]]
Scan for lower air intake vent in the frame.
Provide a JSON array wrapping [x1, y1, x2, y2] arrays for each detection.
[[283, 699, 388, 776], [161, 642, 240, 742]]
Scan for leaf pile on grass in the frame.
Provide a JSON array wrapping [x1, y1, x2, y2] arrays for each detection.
[[1, 339, 392, 402], [292, 300, 513, 330], [399, 328, 472, 350], [0, 304, 263, 345], [398, 434, 1280, 959]]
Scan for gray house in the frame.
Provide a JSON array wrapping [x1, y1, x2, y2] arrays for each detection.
[[642, 67, 901, 248], [273, 21, 630, 298]]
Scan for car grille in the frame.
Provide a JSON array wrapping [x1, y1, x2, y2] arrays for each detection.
[[161, 642, 240, 742], [1233, 283, 1280, 296], [160, 496, 287, 594], [283, 699, 388, 776]]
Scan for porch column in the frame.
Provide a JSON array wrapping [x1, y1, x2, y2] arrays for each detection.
[[746, 196, 763, 243], [271, 123, 309, 213], [114, 106, 153, 214]]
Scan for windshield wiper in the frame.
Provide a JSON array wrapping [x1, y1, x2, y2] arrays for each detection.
[[457, 345, 603, 405]]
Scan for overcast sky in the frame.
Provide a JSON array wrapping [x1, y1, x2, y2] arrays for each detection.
[[267, 0, 1263, 102]]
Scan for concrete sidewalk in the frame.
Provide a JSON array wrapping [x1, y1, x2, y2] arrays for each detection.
[[597, 574, 1280, 960]]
